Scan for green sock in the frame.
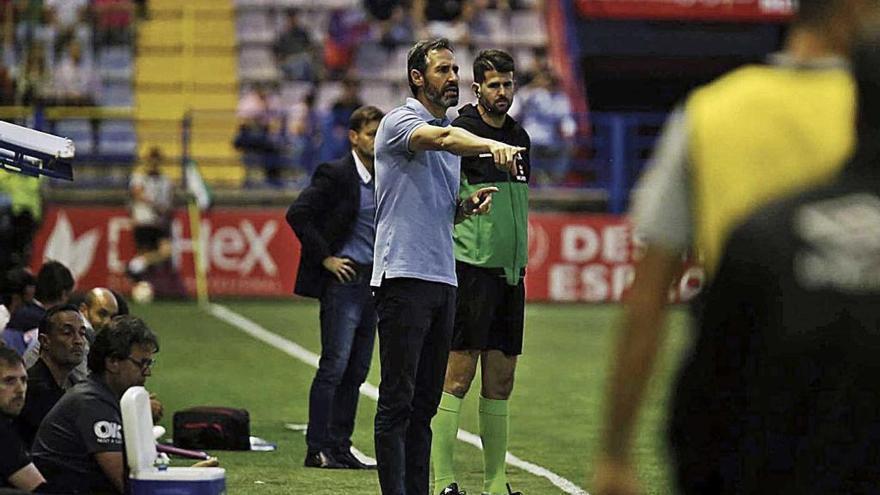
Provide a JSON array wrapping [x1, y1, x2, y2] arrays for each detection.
[[479, 396, 509, 495], [431, 392, 462, 493]]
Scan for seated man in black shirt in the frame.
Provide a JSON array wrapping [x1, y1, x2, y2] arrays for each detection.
[[15, 305, 86, 446], [0, 346, 46, 492], [32, 315, 159, 494]]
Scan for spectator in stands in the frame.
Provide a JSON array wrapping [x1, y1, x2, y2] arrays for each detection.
[[0, 347, 47, 492], [32, 315, 158, 494], [93, 0, 133, 46], [363, 0, 401, 20], [287, 90, 322, 177], [133, 0, 148, 19], [274, 9, 316, 82], [43, 0, 88, 34], [52, 38, 98, 106], [412, 0, 470, 43], [0, 269, 35, 333], [127, 147, 174, 281], [323, 9, 369, 80], [2, 262, 74, 356], [236, 87, 285, 186], [0, 0, 13, 24], [321, 77, 364, 162], [378, 4, 413, 49], [16, 44, 49, 106], [362, 0, 413, 48], [15, 305, 86, 447], [513, 71, 576, 184], [237, 84, 272, 123], [0, 65, 15, 105]]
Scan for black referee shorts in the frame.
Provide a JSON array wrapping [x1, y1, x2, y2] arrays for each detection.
[[452, 261, 525, 356], [133, 225, 168, 251]]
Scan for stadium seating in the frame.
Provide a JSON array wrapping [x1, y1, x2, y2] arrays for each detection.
[[136, 0, 242, 184]]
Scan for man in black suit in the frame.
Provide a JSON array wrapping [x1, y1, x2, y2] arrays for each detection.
[[286, 105, 384, 470]]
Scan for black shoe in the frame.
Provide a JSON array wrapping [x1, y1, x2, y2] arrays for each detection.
[[334, 449, 376, 470], [303, 449, 345, 469], [440, 483, 466, 495], [506, 484, 523, 495]]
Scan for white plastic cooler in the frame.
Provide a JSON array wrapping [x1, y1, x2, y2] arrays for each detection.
[[121, 386, 226, 495]]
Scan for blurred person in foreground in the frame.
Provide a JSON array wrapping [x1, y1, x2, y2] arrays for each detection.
[[430, 49, 530, 495], [286, 106, 385, 470], [127, 147, 173, 281], [670, 29, 880, 493], [31, 316, 159, 494], [593, 1, 880, 494], [0, 347, 46, 492], [370, 37, 523, 495]]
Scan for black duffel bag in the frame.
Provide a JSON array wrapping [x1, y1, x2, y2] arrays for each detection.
[[173, 406, 250, 451]]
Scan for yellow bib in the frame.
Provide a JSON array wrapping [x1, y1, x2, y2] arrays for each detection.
[[687, 64, 855, 275]]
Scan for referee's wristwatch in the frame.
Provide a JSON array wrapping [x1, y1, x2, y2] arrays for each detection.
[[458, 197, 478, 218]]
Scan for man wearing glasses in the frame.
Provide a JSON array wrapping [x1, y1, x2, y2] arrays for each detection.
[[31, 315, 159, 494]]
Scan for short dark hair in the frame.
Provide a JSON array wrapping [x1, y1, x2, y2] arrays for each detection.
[[38, 304, 81, 336], [795, 0, 840, 26], [35, 261, 74, 304], [349, 105, 385, 132], [88, 315, 159, 375], [110, 289, 129, 316], [0, 268, 35, 307], [0, 346, 24, 369], [854, 25, 880, 137], [473, 49, 515, 84], [407, 38, 454, 97]]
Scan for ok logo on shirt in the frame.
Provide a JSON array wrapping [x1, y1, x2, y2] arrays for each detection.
[[93, 420, 123, 444]]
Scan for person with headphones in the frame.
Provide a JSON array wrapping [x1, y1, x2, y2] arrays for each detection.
[[430, 48, 530, 495]]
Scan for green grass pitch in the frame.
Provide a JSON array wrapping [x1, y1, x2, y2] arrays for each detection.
[[138, 300, 691, 494]]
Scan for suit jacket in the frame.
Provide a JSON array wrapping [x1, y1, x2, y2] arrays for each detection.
[[286, 154, 362, 298]]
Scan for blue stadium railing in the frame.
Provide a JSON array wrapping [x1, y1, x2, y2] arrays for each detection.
[[583, 112, 668, 213], [1, 106, 671, 211]]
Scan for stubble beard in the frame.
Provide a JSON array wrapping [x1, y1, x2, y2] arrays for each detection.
[[426, 81, 458, 109]]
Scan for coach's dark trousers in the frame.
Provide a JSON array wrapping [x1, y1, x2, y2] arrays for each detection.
[[373, 277, 456, 495]]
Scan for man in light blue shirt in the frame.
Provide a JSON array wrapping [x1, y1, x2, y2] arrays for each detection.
[[371, 38, 524, 495]]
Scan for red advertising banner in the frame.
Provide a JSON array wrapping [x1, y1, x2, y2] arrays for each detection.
[[30, 206, 300, 298], [524, 213, 703, 302], [576, 0, 795, 22], [30, 207, 702, 303]]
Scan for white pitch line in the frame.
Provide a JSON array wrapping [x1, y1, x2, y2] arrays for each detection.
[[208, 303, 588, 495]]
